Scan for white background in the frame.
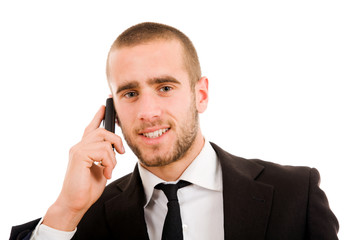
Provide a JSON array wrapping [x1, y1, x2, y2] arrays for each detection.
[[1, 1, 359, 239]]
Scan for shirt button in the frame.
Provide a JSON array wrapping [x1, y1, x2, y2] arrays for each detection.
[[183, 224, 188, 231]]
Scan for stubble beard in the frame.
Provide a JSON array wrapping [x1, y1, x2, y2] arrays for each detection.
[[119, 99, 199, 167]]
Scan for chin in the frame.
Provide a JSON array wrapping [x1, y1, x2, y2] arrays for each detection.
[[139, 152, 176, 167]]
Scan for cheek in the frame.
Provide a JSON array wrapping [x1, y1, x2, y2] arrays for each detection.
[[116, 107, 134, 130], [165, 95, 194, 120]]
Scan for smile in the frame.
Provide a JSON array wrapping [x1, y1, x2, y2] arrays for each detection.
[[141, 128, 170, 138]]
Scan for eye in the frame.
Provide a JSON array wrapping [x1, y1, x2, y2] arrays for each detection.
[[124, 91, 138, 98], [159, 86, 173, 92]]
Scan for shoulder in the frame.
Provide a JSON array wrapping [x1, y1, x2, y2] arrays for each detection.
[[211, 142, 318, 198], [239, 155, 318, 194], [253, 159, 313, 183], [211, 142, 314, 184], [211, 142, 339, 237]]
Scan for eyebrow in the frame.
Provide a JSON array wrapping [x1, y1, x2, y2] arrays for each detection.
[[116, 81, 139, 94], [147, 76, 181, 85], [116, 76, 181, 94]]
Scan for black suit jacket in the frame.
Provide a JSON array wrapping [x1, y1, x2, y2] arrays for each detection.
[[10, 142, 339, 239]]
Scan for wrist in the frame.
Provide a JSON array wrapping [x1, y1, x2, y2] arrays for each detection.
[[43, 200, 86, 231]]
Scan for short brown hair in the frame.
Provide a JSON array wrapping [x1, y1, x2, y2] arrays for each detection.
[[106, 22, 201, 88]]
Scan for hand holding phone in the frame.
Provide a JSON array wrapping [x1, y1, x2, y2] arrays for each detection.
[[43, 101, 124, 231]]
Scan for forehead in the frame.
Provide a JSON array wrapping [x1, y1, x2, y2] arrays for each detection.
[[108, 39, 188, 88]]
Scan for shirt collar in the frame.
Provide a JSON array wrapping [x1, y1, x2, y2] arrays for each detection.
[[138, 140, 222, 207]]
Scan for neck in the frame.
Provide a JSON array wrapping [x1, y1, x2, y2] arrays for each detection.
[[141, 131, 205, 182]]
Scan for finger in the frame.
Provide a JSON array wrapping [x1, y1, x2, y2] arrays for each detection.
[[90, 162, 113, 180], [105, 141, 117, 167], [74, 141, 116, 179], [100, 150, 116, 179], [92, 159, 114, 179], [103, 165, 113, 180], [99, 141, 117, 168], [83, 106, 106, 137], [84, 147, 114, 176], [106, 133, 125, 154], [88, 142, 116, 167], [90, 128, 125, 154]]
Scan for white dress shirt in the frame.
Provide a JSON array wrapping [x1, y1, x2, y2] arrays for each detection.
[[139, 141, 224, 240], [31, 141, 224, 240]]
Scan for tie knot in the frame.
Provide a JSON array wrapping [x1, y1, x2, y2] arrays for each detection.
[[155, 180, 191, 201]]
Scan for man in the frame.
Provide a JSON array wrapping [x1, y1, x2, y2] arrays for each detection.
[[10, 22, 339, 239]]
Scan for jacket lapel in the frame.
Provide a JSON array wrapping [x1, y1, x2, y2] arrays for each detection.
[[211, 142, 274, 240], [104, 165, 149, 239]]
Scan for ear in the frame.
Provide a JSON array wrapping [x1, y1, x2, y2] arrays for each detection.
[[195, 76, 209, 113], [115, 115, 121, 127]]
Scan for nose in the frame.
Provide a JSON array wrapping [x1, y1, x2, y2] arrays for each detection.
[[136, 91, 162, 122]]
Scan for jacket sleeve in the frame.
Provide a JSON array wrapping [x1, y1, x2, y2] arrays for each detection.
[[306, 168, 339, 239], [9, 218, 41, 240]]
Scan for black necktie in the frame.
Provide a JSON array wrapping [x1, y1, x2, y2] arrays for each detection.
[[155, 180, 191, 240]]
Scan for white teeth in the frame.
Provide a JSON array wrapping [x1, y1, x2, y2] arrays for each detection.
[[142, 128, 169, 138]]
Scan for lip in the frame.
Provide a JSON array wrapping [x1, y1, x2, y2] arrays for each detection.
[[138, 127, 171, 144], [138, 126, 170, 134]]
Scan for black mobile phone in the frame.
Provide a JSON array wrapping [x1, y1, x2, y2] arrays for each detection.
[[104, 97, 116, 133]]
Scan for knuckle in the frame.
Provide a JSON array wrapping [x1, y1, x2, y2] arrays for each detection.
[[106, 141, 113, 151], [69, 145, 77, 156], [95, 128, 107, 139], [97, 127, 106, 134], [83, 125, 92, 135], [69, 144, 83, 160]]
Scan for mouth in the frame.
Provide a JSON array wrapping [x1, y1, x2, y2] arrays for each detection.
[[140, 128, 170, 139]]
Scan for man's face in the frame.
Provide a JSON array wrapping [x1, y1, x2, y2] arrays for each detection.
[[108, 39, 201, 167]]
